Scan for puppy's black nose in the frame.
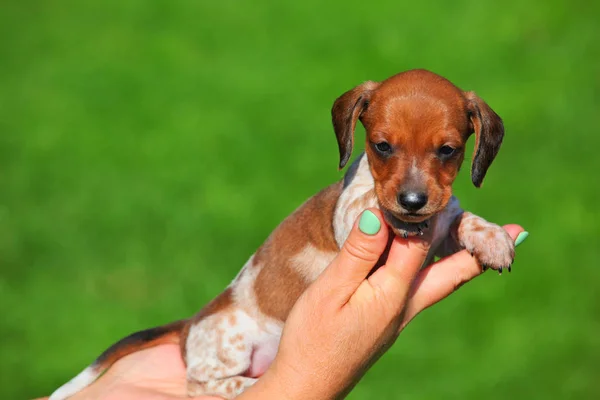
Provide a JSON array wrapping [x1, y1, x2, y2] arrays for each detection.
[[398, 192, 428, 211]]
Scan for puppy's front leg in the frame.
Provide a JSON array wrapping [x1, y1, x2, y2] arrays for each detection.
[[439, 212, 515, 273]]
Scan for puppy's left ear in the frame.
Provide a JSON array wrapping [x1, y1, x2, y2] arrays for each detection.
[[332, 81, 379, 169], [465, 91, 505, 188]]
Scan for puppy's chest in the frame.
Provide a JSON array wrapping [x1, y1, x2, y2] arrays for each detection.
[[238, 159, 461, 322], [266, 196, 455, 289]]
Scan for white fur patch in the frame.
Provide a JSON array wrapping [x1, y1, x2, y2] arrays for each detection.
[[334, 155, 377, 247], [290, 244, 337, 282], [185, 307, 281, 398], [49, 366, 98, 400], [182, 256, 284, 398]]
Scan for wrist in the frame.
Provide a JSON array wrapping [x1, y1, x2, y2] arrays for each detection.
[[235, 369, 298, 400], [237, 363, 336, 400]]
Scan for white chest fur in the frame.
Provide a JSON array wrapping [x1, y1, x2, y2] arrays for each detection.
[[333, 154, 378, 247], [333, 153, 463, 263]]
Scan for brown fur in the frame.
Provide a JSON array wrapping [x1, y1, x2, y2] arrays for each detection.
[[94, 320, 184, 370], [464, 91, 505, 187], [254, 182, 342, 321], [97, 69, 506, 373], [332, 69, 504, 228], [52, 70, 508, 400]]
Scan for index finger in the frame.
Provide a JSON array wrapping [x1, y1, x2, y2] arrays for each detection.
[[401, 224, 525, 326], [367, 234, 431, 307]]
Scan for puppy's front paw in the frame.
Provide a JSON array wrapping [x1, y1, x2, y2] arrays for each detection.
[[458, 213, 515, 273]]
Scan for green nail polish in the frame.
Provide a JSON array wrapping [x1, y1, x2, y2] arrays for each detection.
[[359, 210, 381, 235], [515, 231, 529, 247]]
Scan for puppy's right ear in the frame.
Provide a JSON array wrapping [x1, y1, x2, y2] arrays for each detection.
[[332, 81, 379, 169]]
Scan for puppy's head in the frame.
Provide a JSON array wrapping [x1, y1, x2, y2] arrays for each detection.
[[332, 69, 504, 236]]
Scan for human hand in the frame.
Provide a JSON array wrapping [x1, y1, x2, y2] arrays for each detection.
[[239, 209, 525, 400], [38, 209, 525, 400], [36, 343, 220, 400]]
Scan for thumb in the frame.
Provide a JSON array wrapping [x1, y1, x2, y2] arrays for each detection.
[[316, 209, 389, 305]]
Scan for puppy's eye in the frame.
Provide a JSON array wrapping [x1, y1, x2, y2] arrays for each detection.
[[438, 145, 456, 157], [374, 142, 392, 154]]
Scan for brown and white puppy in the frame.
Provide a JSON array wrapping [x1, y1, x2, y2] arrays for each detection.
[[50, 69, 515, 400]]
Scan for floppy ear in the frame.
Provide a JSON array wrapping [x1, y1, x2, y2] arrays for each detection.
[[331, 81, 379, 169], [464, 91, 505, 188]]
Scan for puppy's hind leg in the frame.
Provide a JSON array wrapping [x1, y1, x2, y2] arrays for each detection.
[[185, 309, 258, 399], [187, 376, 257, 399]]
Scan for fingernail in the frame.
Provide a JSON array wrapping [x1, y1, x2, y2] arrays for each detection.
[[359, 210, 381, 235], [515, 231, 529, 247]]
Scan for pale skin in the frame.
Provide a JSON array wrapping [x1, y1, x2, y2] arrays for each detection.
[[37, 209, 524, 400]]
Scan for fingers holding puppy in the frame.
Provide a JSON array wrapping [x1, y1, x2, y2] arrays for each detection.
[[401, 224, 527, 327]]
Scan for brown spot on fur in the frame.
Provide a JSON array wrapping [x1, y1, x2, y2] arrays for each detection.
[[236, 344, 246, 351], [187, 380, 208, 395], [254, 182, 343, 322], [472, 224, 485, 232], [229, 333, 243, 344], [455, 212, 475, 240], [217, 335, 239, 369], [228, 314, 237, 325], [235, 379, 243, 390]]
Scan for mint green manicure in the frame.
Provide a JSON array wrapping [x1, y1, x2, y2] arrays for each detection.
[[515, 231, 529, 247], [359, 210, 381, 235]]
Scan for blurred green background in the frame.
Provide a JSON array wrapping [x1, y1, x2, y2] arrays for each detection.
[[1, 0, 599, 399]]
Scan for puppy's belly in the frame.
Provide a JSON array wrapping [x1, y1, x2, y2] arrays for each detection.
[[246, 336, 280, 378]]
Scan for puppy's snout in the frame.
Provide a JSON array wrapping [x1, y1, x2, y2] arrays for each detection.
[[398, 191, 428, 212]]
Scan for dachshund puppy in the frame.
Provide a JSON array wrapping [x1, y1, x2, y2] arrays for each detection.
[[50, 69, 514, 399]]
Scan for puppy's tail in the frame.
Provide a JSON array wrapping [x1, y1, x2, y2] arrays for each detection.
[[49, 319, 186, 400]]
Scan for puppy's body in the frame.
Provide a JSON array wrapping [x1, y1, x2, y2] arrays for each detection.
[[50, 70, 515, 400]]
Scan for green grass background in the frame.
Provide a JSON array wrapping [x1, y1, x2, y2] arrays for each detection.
[[1, 0, 599, 398]]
